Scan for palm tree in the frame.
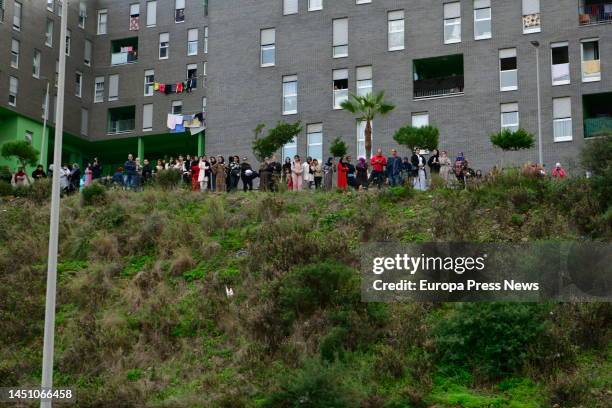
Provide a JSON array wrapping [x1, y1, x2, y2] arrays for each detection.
[[340, 91, 395, 160]]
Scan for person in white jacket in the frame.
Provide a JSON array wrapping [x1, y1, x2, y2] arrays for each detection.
[[302, 156, 313, 190], [198, 156, 209, 191]]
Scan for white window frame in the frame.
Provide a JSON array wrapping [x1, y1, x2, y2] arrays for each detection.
[[260, 28, 276, 67], [45, 19, 54, 47], [282, 137, 298, 161], [308, 0, 323, 12], [443, 2, 461, 44], [171, 100, 183, 115], [187, 28, 198, 56], [10, 38, 20, 69], [581, 39, 601, 83], [356, 66, 372, 97], [146, 1, 157, 27], [13, 1, 21, 31], [75, 71, 83, 98], [203, 26, 208, 54], [144, 69, 155, 96], [108, 74, 119, 101], [84, 39, 92, 66], [284, 0, 298, 15], [387, 10, 405, 51], [94, 76, 105, 103], [500, 103, 519, 132], [9, 76, 18, 107], [33, 49, 41, 79], [356, 120, 372, 159], [175, 0, 185, 23], [551, 42, 570, 86], [142, 103, 153, 132], [79, 2, 87, 29], [333, 18, 349, 58], [473, 0, 492, 40], [499, 48, 518, 92], [97, 9, 107, 35], [159, 32, 169, 59], [333, 69, 349, 109], [282, 75, 298, 115], [553, 97, 573, 142], [522, 0, 540, 34], [307, 123, 323, 162]]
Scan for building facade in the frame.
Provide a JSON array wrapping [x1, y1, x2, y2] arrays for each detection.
[[0, 0, 610, 172]]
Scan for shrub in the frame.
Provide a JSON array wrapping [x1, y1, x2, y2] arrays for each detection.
[[27, 179, 52, 204], [490, 128, 535, 152], [0, 166, 12, 183], [319, 326, 348, 363], [0, 181, 12, 197], [252, 121, 303, 161], [329, 137, 348, 158], [81, 183, 107, 206], [154, 169, 182, 190], [581, 135, 612, 210], [434, 303, 550, 379], [1, 140, 39, 168], [393, 125, 439, 152]]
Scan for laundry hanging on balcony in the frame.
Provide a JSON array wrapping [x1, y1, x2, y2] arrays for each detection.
[[153, 78, 197, 95], [167, 112, 206, 133]]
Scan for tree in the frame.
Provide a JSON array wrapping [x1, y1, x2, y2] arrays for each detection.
[[329, 137, 348, 158], [252, 121, 302, 162], [341, 91, 395, 160], [489, 128, 535, 168], [1, 140, 39, 170], [393, 125, 439, 152]]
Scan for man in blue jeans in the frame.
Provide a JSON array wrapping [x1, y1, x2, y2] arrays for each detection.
[[386, 149, 402, 187], [123, 153, 137, 190]]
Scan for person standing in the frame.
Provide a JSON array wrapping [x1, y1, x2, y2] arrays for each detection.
[[191, 159, 200, 191], [370, 148, 387, 189], [199, 156, 209, 191], [83, 162, 93, 187], [291, 155, 304, 191], [346, 156, 357, 190], [213, 156, 226, 192], [412, 150, 428, 191], [259, 158, 271, 192], [312, 159, 323, 190], [400, 157, 412, 186], [386, 149, 402, 187], [241, 157, 254, 192], [208, 156, 217, 191], [282, 157, 292, 188], [230, 156, 241, 192], [356, 157, 368, 190], [270, 155, 282, 192], [302, 156, 313, 190], [337, 157, 349, 191], [428, 149, 441, 175], [70, 163, 81, 192], [551, 162, 567, 179], [439, 151, 453, 185], [124, 154, 137, 190], [323, 157, 335, 191], [91, 158, 102, 180], [12, 167, 28, 187], [142, 159, 153, 185], [32, 165, 47, 180]]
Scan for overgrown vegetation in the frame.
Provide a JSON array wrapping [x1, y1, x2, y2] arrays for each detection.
[[0, 173, 609, 407]]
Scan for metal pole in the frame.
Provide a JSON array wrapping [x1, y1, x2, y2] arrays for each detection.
[[534, 45, 543, 165], [41, 81, 50, 170], [41, 1, 68, 407]]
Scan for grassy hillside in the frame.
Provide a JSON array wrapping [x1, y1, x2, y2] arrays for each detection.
[[0, 173, 610, 407]]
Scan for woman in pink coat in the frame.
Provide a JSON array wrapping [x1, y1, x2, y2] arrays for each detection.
[[291, 155, 303, 191]]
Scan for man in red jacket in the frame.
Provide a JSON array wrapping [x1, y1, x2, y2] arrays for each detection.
[[370, 148, 388, 189]]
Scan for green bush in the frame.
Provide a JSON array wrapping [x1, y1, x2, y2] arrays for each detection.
[[581, 135, 612, 210], [0, 166, 12, 183], [81, 183, 107, 206], [0, 181, 12, 197], [26, 179, 52, 204], [319, 326, 348, 363], [260, 360, 352, 408], [434, 303, 550, 379], [380, 186, 414, 202], [154, 169, 182, 190]]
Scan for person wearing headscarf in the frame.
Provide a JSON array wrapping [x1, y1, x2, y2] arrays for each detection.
[[337, 157, 349, 191], [323, 157, 335, 191], [356, 157, 368, 190]]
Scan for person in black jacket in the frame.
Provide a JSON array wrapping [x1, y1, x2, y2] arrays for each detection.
[[141, 159, 153, 184], [427, 149, 441, 175], [32, 165, 47, 180], [240, 157, 254, 192], [91, 158, 102, 180]]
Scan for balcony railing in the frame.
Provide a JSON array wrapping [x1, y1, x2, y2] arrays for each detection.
[[108, 119, 135, 135], [584, 117, 612, 138], [579, 3, 612, 25], [111, 51, 138, 66], [414, 76, 464, 99]]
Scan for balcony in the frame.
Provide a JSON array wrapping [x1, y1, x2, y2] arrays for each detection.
[[579, 2, 612, 25], [108, 106, 135, 135], [111, 37, 138, 66], [583, 93, 612, 138], [413, 54, 464, 99]]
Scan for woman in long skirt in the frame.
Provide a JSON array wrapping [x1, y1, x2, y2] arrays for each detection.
[[323, 157, 335, 191]]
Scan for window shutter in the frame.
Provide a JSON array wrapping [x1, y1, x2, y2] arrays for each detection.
[[444, 2, 461, 18], [130, 4, 139, 15], [501, 103, 518, 113], [85, 40, 92, 61], [333, 69, 348, 80], [284, 0, 298, 14], [522, 0, 539, 15], [356, 66, 372, 80], [261, 28, 275, 44], [388, 10, 404, 20], [499, 48, 517, 59], [143, 104, 153, 130], [159, 32, 169, 43], [175, 0, 185, 9], [333, 18, 348, 46], [474, 0, 490, 8], [283, 75, 297, 83], [308, 123, 323, 134], [553, 97, 571, 119], [146, 1, 156, 25], [188, 28, 198, 41], [109, 74, 119, 98]]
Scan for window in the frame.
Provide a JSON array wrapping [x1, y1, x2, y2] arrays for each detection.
[[130, 4, 140, 30], [13, 1, 21, 31], [47, 0, 54, 12], [282, 75, 298, 115], [171, 100, 183, 114], [79, 2, 87, 28], [551, 42, 570, 86], [143, 104, 153, 131], [188, 29, 198, 55], [282, 137, 297, 161], [581, 39, 600, 82], [413, 54, 464, 99], [33, 49, 41, 78], [56, 1, 62, 16], [144, 70, 155, 96], [9, 76, 18, 106], [356, 66, 372, 96], [94, 76, 105, 102], [553, 97, 572, 142], [84, 40, 92, 66], [356, 0, 372, 4], [175, 0, 185, 23], [46, 19, 54, 47], [75, 71, 83, 97], [159, 33, 169, 59], [333, 69, 349, 109], [108, 74, 119, 101], [356, 121, 372, 159], [443, 2, 461, 44], [260, 28, 275, 67], [333, 18, 348, 58], [522, 0, 540, 33], [499, 48, 518, 91], [203, 26, 208, 53], [388, 10, 404, 51], [81, 108, 88, 136], [187, 64, 198, 89], [97, 9, 107, 34], [25, 130, 33, 144], [10, 39, 19, 69], [108, 106, 135, 134], [66, 29, 71, 56], [307, 124, 323, 162], [500, 103, 519, 132], [473, 0, 491, 40], [146, 1, 156, 27], [202, 97, 207, 113], [284, 0, 298, 15], [412, 113, 430, 128], [309, 0, 322, 11]]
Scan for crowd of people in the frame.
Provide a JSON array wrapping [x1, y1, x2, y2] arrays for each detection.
[[3, 149, 569, 194]]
